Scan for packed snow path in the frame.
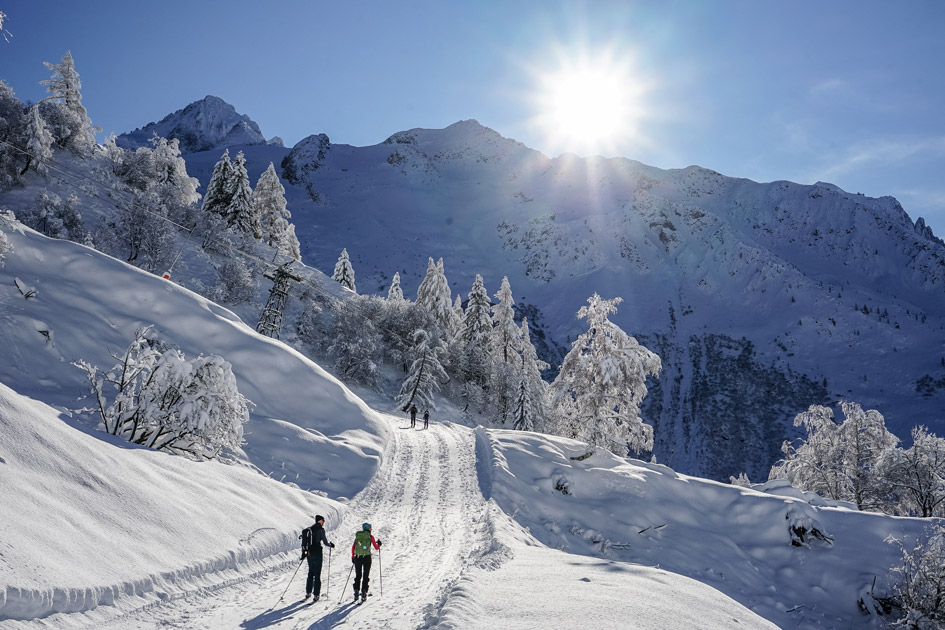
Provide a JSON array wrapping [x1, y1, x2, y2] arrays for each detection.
[[100, 417, 491, 629]]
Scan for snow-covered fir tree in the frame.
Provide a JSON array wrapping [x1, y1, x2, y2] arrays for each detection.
[[396, 328, 449, 413], [449, 295, 464, 341], [387, 271, 405, 301], [416, 257, 453, 330], [40, 51, 97, 156], [24, 104, 53, 175], [201, 149, 233, 218], [226, 150, 259, 239], [459, 274, 492, 411], [514, 317, 549, 432], [550, 294, 662, 457], [490, 276, 521, 425], [491, 276, 520, 363], [332, 248, 356, 291], [253, 162, 300, 259]]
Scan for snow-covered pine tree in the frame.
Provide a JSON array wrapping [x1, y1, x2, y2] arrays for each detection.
[[490, 276, 521, 425], [24, 104, 53, 175], [396, 328, 449, 413], [201, 149, 232, 218], [416, 257, 453, 329], [254, 162, 300, 260], [459, 274, 493, 411], [449, 295, 464, 341], [550, 294, 662, 457], [226, 150, 259, 239], [491, 276, 520, 363], [387, 271, 405, 301], [332, 248, 356, 291], [516, 316, 549, 432], [40, 51, 97, 156]]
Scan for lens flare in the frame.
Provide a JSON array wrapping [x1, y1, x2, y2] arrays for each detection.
[[528, 46, 647, 158]]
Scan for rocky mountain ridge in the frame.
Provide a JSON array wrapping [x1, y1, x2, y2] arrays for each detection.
[[133, 98, 945, 481], [116, 95, 281, 153]]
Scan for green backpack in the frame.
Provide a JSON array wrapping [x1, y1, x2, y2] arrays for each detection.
[[354, 530, 372, 557]]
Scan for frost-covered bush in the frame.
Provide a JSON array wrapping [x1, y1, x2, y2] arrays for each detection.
[[210, 256, 258, 305], [882, 426, 945, 518], [17, 190, 86, 242], [327, 295, 381, 387], [785, 507, 833, 547], [886, 524, 945, 628], [75, 326, 250, 460], [769, 402, 899, 512]]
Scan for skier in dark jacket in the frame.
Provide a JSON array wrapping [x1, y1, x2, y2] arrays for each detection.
[[423, 409, 430, 429], [351, 522, 382, 602], [410, 405, 418, 428], [301, 515, 334, 601]]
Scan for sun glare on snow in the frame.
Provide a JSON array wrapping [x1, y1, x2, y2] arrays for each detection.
[[530, 48, 645, 157]]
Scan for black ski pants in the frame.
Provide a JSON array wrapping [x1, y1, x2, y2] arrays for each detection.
[[305, 549, 323, 596], [353, 555, 372, 594]]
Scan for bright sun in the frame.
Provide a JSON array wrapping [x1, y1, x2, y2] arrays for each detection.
[[530, 50, 644, 156]]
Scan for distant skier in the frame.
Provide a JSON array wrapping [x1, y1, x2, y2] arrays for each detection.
[[351, 522, 382, 603], [301, 515, 334, 602], [423, 409, 430, 430], [410, 404, 418, 428]]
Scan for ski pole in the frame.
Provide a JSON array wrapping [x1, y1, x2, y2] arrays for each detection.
[[378, 548, 383, 596], [339, 561, 354, 603], [275, 556, 305, 606], [326, 546, 332, 596]]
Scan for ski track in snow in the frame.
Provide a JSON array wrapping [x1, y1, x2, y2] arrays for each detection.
[[91, 417, 490, 630]]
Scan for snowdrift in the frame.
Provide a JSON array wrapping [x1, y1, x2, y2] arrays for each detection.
[[0, 382, 330, 621], [475, 427, 934, 629]]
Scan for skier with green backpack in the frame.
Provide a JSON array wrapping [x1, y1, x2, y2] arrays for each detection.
[[350, 522, 382, 603]]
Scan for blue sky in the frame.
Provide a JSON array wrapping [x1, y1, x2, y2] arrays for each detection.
[[3, 0, 944, 235]]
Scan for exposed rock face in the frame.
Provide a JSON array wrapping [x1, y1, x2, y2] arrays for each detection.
[[116, 96, 279, 153]]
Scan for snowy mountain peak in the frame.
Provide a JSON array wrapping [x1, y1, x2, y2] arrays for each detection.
[[116, 95, 280, 154], [382, 119, 540, 165]]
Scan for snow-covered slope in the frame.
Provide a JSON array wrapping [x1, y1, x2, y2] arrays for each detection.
[[116, 95, 281, 153], [0, 206, 933, 630], [170, 111, 945, 482]]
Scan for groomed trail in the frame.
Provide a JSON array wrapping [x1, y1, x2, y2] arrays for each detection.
[[98, 416, 495, 629]]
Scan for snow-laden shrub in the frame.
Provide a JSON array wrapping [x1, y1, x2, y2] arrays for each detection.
[[75, 326, 250, 460], [885, 524, 945, 628], [786, 507, 833, 548]]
